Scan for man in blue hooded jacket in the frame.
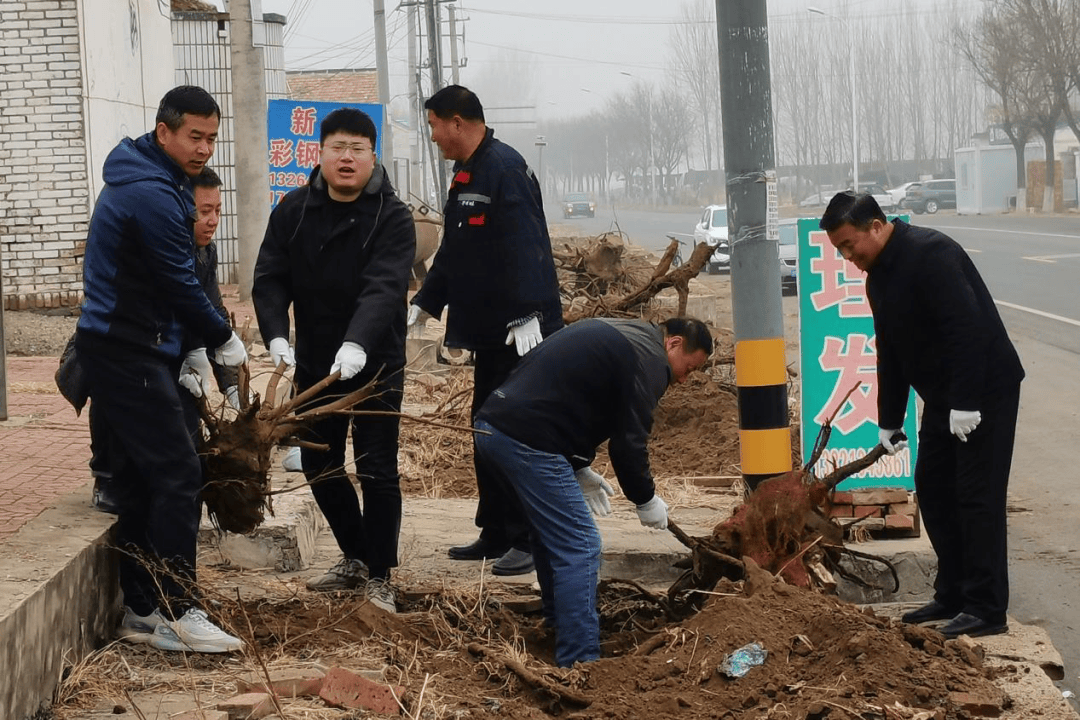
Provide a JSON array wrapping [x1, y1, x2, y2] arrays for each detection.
[[76, 86, 248, 654]]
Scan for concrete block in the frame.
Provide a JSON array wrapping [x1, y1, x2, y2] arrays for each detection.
[[216, 692, 275, 719], [198, 491, 326, 572], [405, 336, 440, 372], [850, 488, 909, 505], [836, 534, 936, 604], [236, 670, 324, 698], [171, 711, 230, 720], [319, 666, 403, 715]]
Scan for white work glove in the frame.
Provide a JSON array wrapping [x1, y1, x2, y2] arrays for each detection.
[[330, 341, 367, 380], [636, 495, 669, 530], [949, 409, 982, 442], [282, 446, 302, 472], [505, 316, 543, 356], [214, 331, 248, 367], [225, 385, 241, 410], [575, 467, 616, 518], [268, 337, 295, 369], [177, 348, 214, 399], [407, 304, 432, 329], [878, 428, 908, 455]]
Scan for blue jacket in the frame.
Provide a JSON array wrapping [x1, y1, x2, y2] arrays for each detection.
[[411, 128, 563, 350], [77, 133, 232, 360]]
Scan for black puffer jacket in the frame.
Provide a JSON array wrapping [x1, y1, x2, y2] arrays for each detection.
[[252, 163, 416, 376]]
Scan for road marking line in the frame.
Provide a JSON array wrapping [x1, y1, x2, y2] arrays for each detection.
[[1020, 253, 1080, 263], [995, 300, 1080, 328], [946, 226, 1080, 240]]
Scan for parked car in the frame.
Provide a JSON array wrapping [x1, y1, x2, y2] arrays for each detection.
[[561, 192, 595, 218], [692, 205, 730, 274], [901, 179, 956, 214], [886, 181, 921, 208], [852, 182, 896, 212], [778, 219, 798, 295], [798, 190, 834, 208]]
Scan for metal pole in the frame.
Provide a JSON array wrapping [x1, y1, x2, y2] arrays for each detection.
[[448, 4, 460, 85], [229, 0, 271, 301], [848, 19, 858, 189], [373, 0, 395, 182], [717, 0, 791, 492], [407, 2, 421, 200]]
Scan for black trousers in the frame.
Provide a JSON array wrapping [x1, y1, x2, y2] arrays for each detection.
[[915, 385, 1021, 624], [296, 366, 404, 578], [471, 344, 531, 552], [77, 346, 203, 618]]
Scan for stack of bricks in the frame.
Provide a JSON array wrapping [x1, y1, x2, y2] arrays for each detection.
[[828, 487, 920, 538]]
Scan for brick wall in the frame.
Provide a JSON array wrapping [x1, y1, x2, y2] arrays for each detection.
[[0, 0, 90, 311]]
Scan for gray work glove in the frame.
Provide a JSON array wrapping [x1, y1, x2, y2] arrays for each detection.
[[575, 467, 615, 517], [636, 495, 669, 530], [214, 331, 248, 367], [268, 337, 295, 369], [505, 316, 542, 356], [949, 409, 981, 442], [878, 428, 908, 455], [330, 341, 367, 380], [177, 348, 214, 399]]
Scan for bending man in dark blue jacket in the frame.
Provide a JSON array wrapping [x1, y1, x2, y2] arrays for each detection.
[[253, 108, 416, 613], [409, 85, 564, 576], [475, 317, 712, 667], [76, 86, 248, 653], [821, 192, 1024, 639]]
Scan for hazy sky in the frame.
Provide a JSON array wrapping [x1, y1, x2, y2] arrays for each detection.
[[216, 0, 943, 121]]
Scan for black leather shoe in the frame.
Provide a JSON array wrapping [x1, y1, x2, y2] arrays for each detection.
[[491, 548, 535, 576], [92, 478, 120, 515], [901, 600, 959, 624], [939, 612, 1008, 639], [447, 536, 510, 561]]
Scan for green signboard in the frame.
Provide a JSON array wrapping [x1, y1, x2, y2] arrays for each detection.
[[796, 217, 918, 490]]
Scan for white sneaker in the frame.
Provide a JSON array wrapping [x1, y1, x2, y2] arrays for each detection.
[[148, 608, 244, 653], [364, 577, 397, 613], [117, 606, 167, 645]]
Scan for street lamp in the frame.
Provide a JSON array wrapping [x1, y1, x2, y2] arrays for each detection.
[[808, 7, 858, 191]]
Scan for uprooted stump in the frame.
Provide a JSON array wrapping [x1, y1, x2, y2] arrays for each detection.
[[197, 364, 378, 535], [666, 445, 899, 615]]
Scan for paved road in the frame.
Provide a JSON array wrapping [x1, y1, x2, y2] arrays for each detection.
[[559, 204, 1080, 702]]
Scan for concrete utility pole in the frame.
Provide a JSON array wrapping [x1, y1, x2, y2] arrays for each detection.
[[373, 0, 394, 183], [407, 2, 421, 201], [0, 274, 7, 420], [716, 0, 791, 492], [425, 0, 447, 206], [448, 4, 460, 85], [228, 0, 272, 301]]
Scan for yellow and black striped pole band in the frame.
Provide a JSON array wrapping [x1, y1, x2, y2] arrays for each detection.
[[735, 338, 792, 487]]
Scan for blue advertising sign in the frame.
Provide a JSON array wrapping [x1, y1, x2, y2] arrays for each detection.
[[797, 217, 918, 490], [266, 99, 384, 208]]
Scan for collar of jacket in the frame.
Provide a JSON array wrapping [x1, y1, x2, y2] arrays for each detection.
[[304, 162, 390, 205], [869, 218, 907, 275], [136, 132, 195, 192], [455, 127, 496, 174]]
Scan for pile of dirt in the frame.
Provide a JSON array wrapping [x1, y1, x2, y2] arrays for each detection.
[[205, 560, 1003, 720]]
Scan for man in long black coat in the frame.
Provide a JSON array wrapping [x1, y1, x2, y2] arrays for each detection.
[[821, 191, 1024, 639]]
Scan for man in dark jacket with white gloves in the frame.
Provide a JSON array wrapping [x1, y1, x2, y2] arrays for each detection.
[[77, 85, 248, 653], [821, 191, 1024, 639], [253, 108, 416, 613], [474, 317, 712, 667], [410, 85, 564, 576]]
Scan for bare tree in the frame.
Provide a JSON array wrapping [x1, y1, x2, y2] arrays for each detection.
[[669, 0, 722, 172], [955, 4, 1035, 207]]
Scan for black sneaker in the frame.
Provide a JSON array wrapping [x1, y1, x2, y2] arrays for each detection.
[[447, 536, 510, 561]]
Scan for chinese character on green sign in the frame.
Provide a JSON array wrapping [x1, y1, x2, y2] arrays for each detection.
[[796, 217, 918, 490]]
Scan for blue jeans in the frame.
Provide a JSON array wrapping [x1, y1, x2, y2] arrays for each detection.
[[474, 419, 602, 667]]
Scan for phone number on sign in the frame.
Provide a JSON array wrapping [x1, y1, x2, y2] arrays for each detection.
[[269, 172, 309, 188]]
